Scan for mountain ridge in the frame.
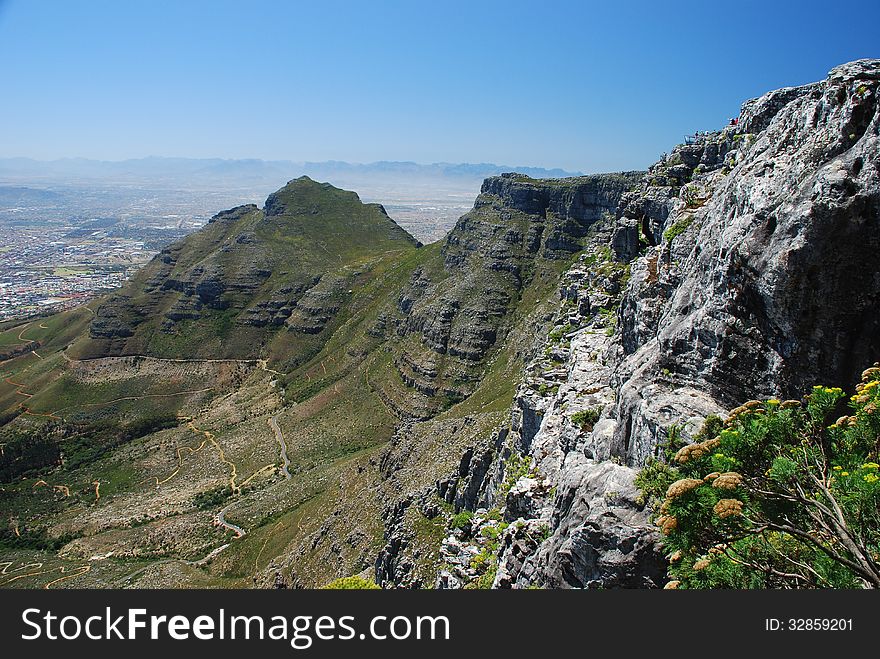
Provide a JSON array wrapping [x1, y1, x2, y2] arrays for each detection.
[[0, 60, 877, 589]]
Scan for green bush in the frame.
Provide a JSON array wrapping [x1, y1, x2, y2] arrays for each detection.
[[450, 510, 474, 530], [639, 367, 880, 589], [193, 485, 233, 510], [499, 452, 532, 498], [571, 408, 601, 431], [681, 185, 707, 209], [322, 575, 381, 589]]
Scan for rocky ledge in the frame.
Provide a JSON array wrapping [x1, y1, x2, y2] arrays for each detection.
[[396, 59, 880, 589]]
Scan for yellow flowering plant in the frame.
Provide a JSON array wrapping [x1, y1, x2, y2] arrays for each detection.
[[637, 364, 880, 589]]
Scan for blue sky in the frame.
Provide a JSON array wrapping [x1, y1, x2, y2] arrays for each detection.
[[1, 0, 877, 172]]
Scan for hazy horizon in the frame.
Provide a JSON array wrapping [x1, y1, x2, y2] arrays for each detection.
[[0, 154, 584, 173], [2, 0, 877, 173]]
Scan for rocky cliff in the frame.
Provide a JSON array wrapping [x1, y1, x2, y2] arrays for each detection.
[[417, 59, 880, 589], [376, 172, 640, 419], [4, 61, 877, 591]]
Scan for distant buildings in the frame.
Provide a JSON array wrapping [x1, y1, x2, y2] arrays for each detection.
[[0, 226, 166, 320]]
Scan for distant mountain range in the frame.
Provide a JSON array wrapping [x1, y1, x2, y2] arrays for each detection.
[[0, 157, 582, 189]]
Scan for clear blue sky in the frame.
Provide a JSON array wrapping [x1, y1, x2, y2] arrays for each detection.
[[1, 0, 877, 172]]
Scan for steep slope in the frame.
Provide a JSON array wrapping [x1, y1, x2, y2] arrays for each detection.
[[369, 172, 641, 419], [6, 61, 875, 590], [420, 59, 880, 589], [79, 176, 419, 366], [614, 58, 880, 465], [0, 170, 638, 588]]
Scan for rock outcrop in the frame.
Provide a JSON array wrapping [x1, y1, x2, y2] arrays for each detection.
[[82, 177, 419, 363], [614, 58, 880, 466], [21, 60, 879, 592], [371, 171, 641, 420], [414, 59, 880, 590]]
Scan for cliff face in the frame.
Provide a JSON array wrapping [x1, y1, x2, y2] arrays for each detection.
[[372, 172, 641, 585], [426, 59, 880, 589], [615, 59, 880, 466], [5, 61, 878, 591], [372, 171, 640, 420]]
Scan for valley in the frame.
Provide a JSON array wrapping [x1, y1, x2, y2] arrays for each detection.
[[1, 60, 879, 590]]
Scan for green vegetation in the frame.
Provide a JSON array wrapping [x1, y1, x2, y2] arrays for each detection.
[[467, 521, 509, 589], [599, 306, 618, 336], [0, 172, 633, 589], [681, 185, 707, 209], [571, 407, 602, 431], [450, 510, 474, 530], [499, 452, 532, 498], [0, 527, 76, 551], [663, 215, 695, 243], [637, 368, 880, 588], [61, 415, 179, 470], [193, 485, 233, 510], [549, 323, 573, 343], [0, 427, 61, 481], [322, 575, 381, 589], [537, 382, 559, 396]]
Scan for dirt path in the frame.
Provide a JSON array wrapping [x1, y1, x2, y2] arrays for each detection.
[[115, 541, 232, 586], [65, 353, 284, 374], [177, 417, 246, 537], [42, 564, 92, 589], [145, 438, 208, 487], [0, 561, 91, 588], [184, 420, 240, 493], [238, 464, 276, 489], [33, 480, 70, 497], [3, 376, 62, 420], [269, 415, 291, 479], [51, 387, 215, 416], [16, 324, 35, 344]]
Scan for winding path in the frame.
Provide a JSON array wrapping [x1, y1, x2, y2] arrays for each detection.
[[3, 376, 62, 420], [61, 352, 284, 377], [216, 506, 245, 538], [114, 542, 232, 585], [1, 342, 290, 579], [0, 560, 91, 588], [269, 415, 291, 479]]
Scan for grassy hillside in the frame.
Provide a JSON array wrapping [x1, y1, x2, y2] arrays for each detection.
[[72, 176, 420, 367], [0, 174, 619, 588]]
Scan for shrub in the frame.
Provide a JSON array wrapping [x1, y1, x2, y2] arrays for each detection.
[[637, 368, 880, 588], [193, 485, 233, 510], [571, 408, 601, 431], [681, 185, 708, 208], [450, 510, 474, 530], [322, 576, 380, 589], [499, 452, 532, 498]]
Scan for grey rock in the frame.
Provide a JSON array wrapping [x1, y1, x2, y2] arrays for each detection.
[[513, 458, 665, 589]]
